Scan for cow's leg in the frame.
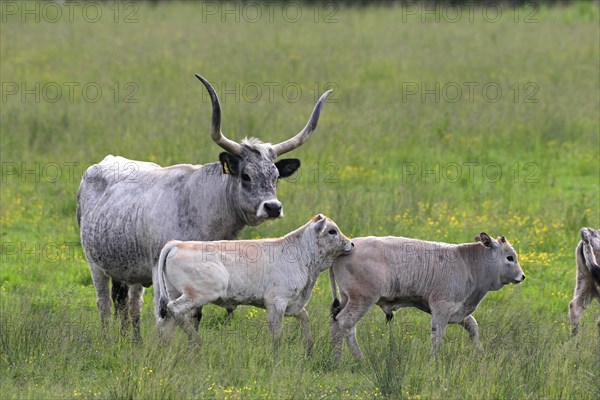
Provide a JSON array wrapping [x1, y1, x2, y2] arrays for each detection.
[[333, 299, 372, 361], [112, 280, 129, 335], [568, 289, 593, 336], [224, 306, 237, 324], [128, 284, 144, 343], [460, 315, 483, 351], [294, 308, 314, 356], [266, 301, 287, 353], [89, 263, 112, 332], [430, 306, 451, 359]]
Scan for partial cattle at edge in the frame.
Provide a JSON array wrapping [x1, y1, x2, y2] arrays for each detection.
[[330, 233, 525, 360], [153, 214, 354, 354], [568, 227, 600, 337], [77, 74, 333, 340]]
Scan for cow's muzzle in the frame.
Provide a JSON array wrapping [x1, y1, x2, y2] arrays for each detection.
[[257, 200, 283, 219]]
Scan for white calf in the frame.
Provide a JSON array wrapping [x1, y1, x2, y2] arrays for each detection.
[[154, 214, 353, 352]]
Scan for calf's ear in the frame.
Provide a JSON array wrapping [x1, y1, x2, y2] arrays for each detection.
[[313, 217, 327, 233], [219, 152, 241, 175], [478, 232, 494, 248], [312, 213, 325, 221], [275, 158, 301, 178]]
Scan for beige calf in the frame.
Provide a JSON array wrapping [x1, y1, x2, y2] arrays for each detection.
[[330, 233, 525, 360]]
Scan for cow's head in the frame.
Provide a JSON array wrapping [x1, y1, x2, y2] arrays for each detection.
[[476, 233, 525, 286], [197, 74, 332, 226]]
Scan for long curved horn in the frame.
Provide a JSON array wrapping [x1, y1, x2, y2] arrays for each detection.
[[195, 74, 242, 155], [271, 89, 333, 157]]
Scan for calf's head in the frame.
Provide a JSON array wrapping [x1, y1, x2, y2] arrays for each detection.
[[476, 232, 525, 286], [197, 74, 332, 226], [311, 214, 354, 267]]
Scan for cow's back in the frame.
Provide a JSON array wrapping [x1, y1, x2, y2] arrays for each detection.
[[77, 156, 208, 285], [77, 156, 161, 222]]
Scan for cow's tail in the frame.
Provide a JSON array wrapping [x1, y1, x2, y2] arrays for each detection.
[[330, 268, 342, 320], [153, 241, 180, 321], [581, 228, 600, 285]]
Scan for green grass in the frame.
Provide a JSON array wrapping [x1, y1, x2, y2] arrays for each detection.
[[1, 1, 599, 399]]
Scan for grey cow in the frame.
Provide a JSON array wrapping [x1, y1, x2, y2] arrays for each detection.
[[329, 233, 525, 360], [77, 74, 333, 340], [153, 214, 354, 353], [568, 227, 600, 337]]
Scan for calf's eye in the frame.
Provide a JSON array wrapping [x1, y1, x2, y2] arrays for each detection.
[[328, 229, 337, 235], [241, 173, 251, 182], [507, 256, 514, 262]]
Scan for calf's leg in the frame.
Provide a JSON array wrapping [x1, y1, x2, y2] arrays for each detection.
[[168, 296, 202, 344], [460, 315, 483, 351], [330, 291, 348, 360], [191, 307, 203, 331], [430, 306, 451, 358], [330, 315, 344, 361], [294, 308, 314, 356], [333, 299, 372, 361], [266, 301, 287, 353], [346, 326, 363, 359], [568, 290, 593, 336], [157, 314, 177, 341]]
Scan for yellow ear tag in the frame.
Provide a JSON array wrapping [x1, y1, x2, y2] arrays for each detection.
[[223, 162, 230, 174]]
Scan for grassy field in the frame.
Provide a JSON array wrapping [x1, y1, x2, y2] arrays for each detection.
[[1, 1, 599, 399]]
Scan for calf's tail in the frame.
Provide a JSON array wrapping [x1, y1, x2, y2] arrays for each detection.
[[330, 268, 342, 320], [581, 228, 600, 285], [153, 241, 180, 321]]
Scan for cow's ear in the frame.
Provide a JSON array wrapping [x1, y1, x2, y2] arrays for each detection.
[[219, 152, 241, 175], [498, 236, 507, 243], [275, 158, 300, 178], [478, 232, 494, 248], [313, 216, 327, 233]]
